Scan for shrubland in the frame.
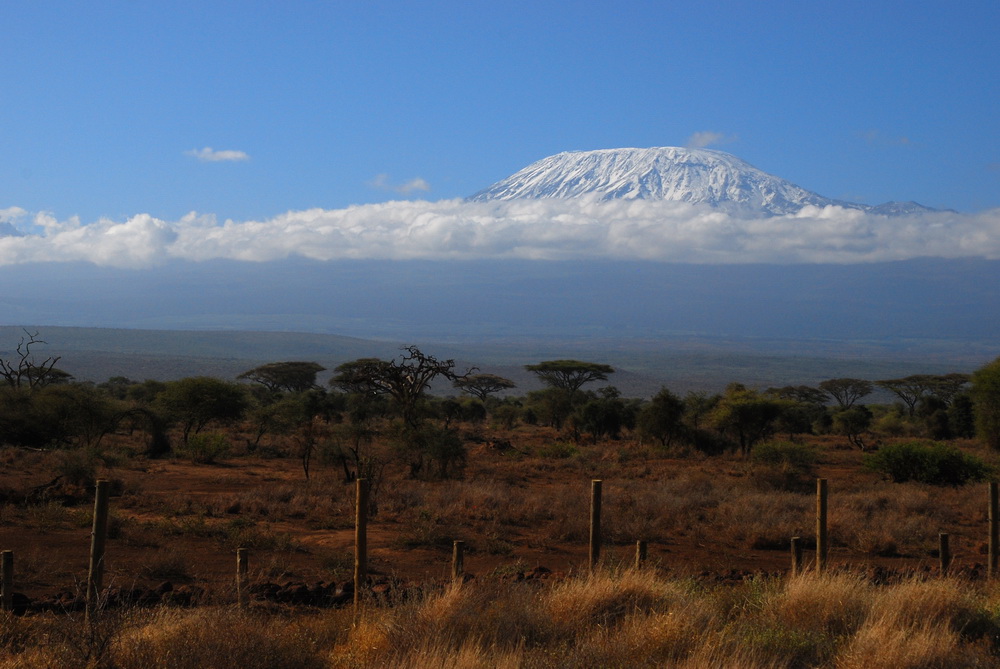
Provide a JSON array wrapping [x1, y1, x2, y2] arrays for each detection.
[[3, 338, 1000, 666]]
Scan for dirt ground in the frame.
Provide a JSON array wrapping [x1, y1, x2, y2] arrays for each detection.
[[0, 433, 992, 604]]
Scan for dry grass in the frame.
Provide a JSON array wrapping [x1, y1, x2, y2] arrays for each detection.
[[1, 572, 999, 667]]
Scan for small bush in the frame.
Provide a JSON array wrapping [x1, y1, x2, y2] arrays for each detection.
[[536, 441, 579, 459], [752, 441, 818, 471], [751, 440, 818, 491], [177, 432, 230, 464], [55, 449, 97, 488], [864, 441, 992, 486]]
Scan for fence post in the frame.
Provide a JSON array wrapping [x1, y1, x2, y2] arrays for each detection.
[[635, 540, 647, 569], [452, 540, 465, 583], [354, 478, 369, 612], [86, 479, 110, 622], [1, 551, 12, 611], [589, 479, 602, 571], [990, 482, 998, 578], [816, 479, 828, 575], [790, 537, 802, 577], [939, 533, 951, 576], [236, 548, 249, 608]]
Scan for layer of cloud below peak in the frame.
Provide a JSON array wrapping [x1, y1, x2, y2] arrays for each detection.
[[0, 199, 998, 268]]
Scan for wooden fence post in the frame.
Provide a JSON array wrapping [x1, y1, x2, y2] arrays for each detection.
[[816, 479, 828, 575], [939, 533, 951, 576], [452, 540, 465, 583], [990, 482, 998, 578], [635, 540, 647, 569], [354, 478, 369, 612], [589, 479, 602, 571], [86, 479, 110, 622], [236, 548, 249, 608], [790, 537, 802, 577], [1, 551, 12, 612]]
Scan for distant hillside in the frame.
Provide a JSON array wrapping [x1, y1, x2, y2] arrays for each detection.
[[3, 258, 1000, 364], [0, 326, 983, 399]]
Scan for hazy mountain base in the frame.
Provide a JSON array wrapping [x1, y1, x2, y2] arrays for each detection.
[[2, 256, 998, 393], [0, 325, 983, 399]]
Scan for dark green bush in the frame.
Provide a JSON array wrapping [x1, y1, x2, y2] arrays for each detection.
[[752, 440, 818, 470], [751, 440, 818, 491], [863, 441, 992, 486]]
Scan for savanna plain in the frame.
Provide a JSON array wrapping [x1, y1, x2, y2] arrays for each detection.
[[3, 337, 1000, 668]]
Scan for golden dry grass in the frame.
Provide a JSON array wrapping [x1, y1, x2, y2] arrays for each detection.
[[2, 572, 1000, 668]]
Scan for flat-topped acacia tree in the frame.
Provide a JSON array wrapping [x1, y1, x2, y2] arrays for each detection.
[[238, 361, 326, 394], [524, 360, 614, 398], [452, 373, 516, 402]]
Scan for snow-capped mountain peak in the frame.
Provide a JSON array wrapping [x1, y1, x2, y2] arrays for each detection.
[[468, 147, 934, 216]]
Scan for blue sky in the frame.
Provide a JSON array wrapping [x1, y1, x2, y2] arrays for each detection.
[[2, 0, 997, 227]]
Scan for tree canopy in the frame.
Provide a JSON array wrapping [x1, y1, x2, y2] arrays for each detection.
[[156, 376, 249, 443], [524, 360, 614, 396], [818, 378, 872, 410], [452, 373, 516, 402], [711, 384, 783, 455], [331, 346, 471, 428], [238, 361, 326, 393], [971, 358, 1000, 450]]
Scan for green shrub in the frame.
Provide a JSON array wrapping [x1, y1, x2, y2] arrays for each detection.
[[751, 440, 818, 491], [752, 441, 818, 470], [537, 441, 579, 459], [864, 440, 992, 486], [176, 432, 230, 464]]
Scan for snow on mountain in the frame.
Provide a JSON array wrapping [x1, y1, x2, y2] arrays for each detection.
[[468, 147, 934, 216]]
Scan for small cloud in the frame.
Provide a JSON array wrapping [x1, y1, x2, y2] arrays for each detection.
[[185, 147, 250, 162], [685, 131, 735, 149], [368, 174, 431, 195], [859, 130, 913, 147], [0, 207, 28, 223]]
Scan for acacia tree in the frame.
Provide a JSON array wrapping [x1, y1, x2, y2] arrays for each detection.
[[238, 361, 326, 394], [637, 386, 686, 448], [876, 375, 940, 416], [452, 373, 516, 402], [832, 405, 874, 451], [818, 378, 872, 410], [331, 346, 473, 478], [524, 360, 614, 398], [0, 330, 65, 390], [156, 376, 250, 444], [332, 346, 472, 428], [711, 384, 782, 455]]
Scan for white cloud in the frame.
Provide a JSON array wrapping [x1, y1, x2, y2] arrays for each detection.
[[368, 174, 431, 195], [0, 207, 28, 223], [185, 147, 250, 162], [686, 131, 735, 149], [859, 129, 913, 147], [1, 199, 999, 268]]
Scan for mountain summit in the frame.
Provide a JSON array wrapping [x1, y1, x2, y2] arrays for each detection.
[[468, 147, 935, 216]]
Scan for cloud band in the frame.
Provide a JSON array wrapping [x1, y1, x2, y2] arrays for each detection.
[[0, 199, 997, 268]]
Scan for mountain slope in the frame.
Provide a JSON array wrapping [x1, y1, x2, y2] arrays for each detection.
[[468, 147, 934, 216]]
